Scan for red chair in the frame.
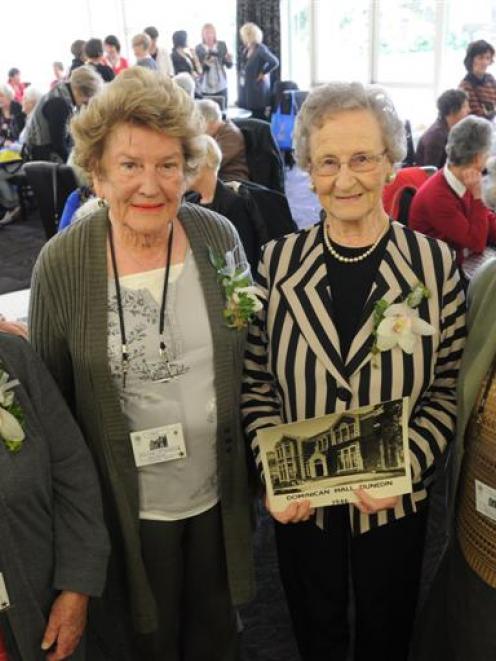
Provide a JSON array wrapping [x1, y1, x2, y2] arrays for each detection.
[[383, 166, 436, 224]]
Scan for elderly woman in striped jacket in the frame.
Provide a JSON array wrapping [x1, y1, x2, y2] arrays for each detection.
[[241, 81, 466, 661]]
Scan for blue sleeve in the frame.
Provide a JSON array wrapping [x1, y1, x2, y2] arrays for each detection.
[[58, 189, 81, 232]]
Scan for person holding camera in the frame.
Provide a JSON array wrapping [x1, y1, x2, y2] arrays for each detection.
[[195, 23, 233, 107]]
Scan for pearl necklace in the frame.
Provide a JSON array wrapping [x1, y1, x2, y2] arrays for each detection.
[[323, 223, 388, 264]]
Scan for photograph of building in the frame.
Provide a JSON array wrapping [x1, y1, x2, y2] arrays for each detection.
[[266, 400, 405, 495]]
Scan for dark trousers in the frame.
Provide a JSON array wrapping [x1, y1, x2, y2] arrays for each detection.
[[275, 505, 427, 661], [133, 504, 239, 661]]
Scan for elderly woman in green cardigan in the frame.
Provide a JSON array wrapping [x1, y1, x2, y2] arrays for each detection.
[[413, 257, 496, 660], [29, 67, 255, 661]]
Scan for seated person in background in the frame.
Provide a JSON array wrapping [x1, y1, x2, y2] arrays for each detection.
[[197, 99, 250, 182], [415, 89, 469, 168], [0, 85, 25, 145], [132, 32, 157, 70], [69, 40, 86, 74], [459, 39, 496, 118], [50, 61, 65, 89], [410, 115, 496, 270], [19, 86, 42, 143], [84, 38, 115, 82], [186, 134, 259, 270], [7, 68, 27, 103], [25, 65, 102, 162], [103, 35, 128, 75], [144, 26, 174, 76], [58, 160, 96, 232], [173, 72, 196, 98]]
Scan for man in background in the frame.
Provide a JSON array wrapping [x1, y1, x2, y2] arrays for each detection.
[[416, 89, 469, 169]]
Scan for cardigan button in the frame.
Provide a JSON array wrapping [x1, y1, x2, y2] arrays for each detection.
[[336, 388, 352, 403]]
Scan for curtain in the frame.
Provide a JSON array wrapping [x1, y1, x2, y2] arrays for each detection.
[[236, 0, 281, 91]]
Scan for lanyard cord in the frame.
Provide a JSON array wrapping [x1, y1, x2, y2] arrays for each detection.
[[108, 220, 175, 386]]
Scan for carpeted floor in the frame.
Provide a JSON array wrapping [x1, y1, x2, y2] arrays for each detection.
[[0, 211, 45, 295]]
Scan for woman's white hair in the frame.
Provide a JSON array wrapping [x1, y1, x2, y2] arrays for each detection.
[[446, 115, 493, 166], [294, 81, 406, 171], [240, 22, 263, 45], [174, 73, 195, 98], [196, 134, 222, 172]]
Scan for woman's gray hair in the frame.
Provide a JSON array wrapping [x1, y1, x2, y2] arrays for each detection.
[[174, 73, 195, 98], [294, 81, 406, 171], [196, 99, 222, 125], [69, 65, 103, 99], [196, 134, 222, 172], [446, 115, 493, 166]]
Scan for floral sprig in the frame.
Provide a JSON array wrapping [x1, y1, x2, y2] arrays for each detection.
[[209, 247, 263, 330], [371, 282, 435, 360], [0, 368, 25, 452]]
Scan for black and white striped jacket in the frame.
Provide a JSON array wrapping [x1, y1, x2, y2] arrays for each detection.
[[241, 221, 466, 535]]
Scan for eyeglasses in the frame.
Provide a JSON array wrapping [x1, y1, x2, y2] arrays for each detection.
[[312, 149, 388, 177]]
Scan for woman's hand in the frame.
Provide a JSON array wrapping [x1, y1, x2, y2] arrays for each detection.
[[265, 494, 315, 524], [353, 488, 399, 514], [460, 168, 483, 200], [41, 591, 89, 660], [256, 72, 265, 82]]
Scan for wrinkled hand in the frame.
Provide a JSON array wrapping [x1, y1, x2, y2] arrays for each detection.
[[460, 168, 482, 199], [41, 591, 89, 660], [0, 317, 28, 339], [265, 494, 315, 524], [353, 488, 399, 514]]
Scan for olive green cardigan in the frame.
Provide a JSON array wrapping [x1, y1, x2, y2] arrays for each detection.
[[29, 203, 255, 634]]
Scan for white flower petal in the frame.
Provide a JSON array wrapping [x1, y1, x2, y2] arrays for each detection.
[[376, 333, 399, 351], [383, 303, 416, 318], [398, 332, 418, 353], [412, 317, 436, 336], [0, 407, 25, 443]]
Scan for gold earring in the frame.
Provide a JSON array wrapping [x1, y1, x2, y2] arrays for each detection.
[[309, 182, 316, 193], [385, 172, 395, 184], [97, 197, 107, 208]]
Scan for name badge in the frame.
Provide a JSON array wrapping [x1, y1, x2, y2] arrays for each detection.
[[130, 423, 187, 467], [0, 573, 10, 611], [475, 479, 496, 523]]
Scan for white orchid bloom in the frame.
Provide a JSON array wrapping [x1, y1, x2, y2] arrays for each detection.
[[219, 249, 237, 277], [0, 406, 25, 443], [0, 371, 19, 407], [232, 286, 264, 312], [376, 303, 435, 354]]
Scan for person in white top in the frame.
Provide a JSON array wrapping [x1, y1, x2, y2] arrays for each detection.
[[144, 26, 174, 77]]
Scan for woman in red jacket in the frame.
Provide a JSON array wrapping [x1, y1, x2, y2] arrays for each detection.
[[409, 115, 496, 270]]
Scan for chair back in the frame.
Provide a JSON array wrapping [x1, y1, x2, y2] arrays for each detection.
[[232, 180, 297, 242], [23, 161, 78, 239], [383, 166, 431, 224], [232, 117, 285, 194]]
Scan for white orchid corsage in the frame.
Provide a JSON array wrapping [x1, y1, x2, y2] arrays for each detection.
[[372, 283, 435, 360], [0, 367, 25, 452], [209, 247, 263, 330]]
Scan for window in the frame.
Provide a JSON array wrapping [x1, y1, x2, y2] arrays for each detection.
[[1, 1, 236, 95], [282, 1, 496, 131], [314, 0, 370, 83]]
